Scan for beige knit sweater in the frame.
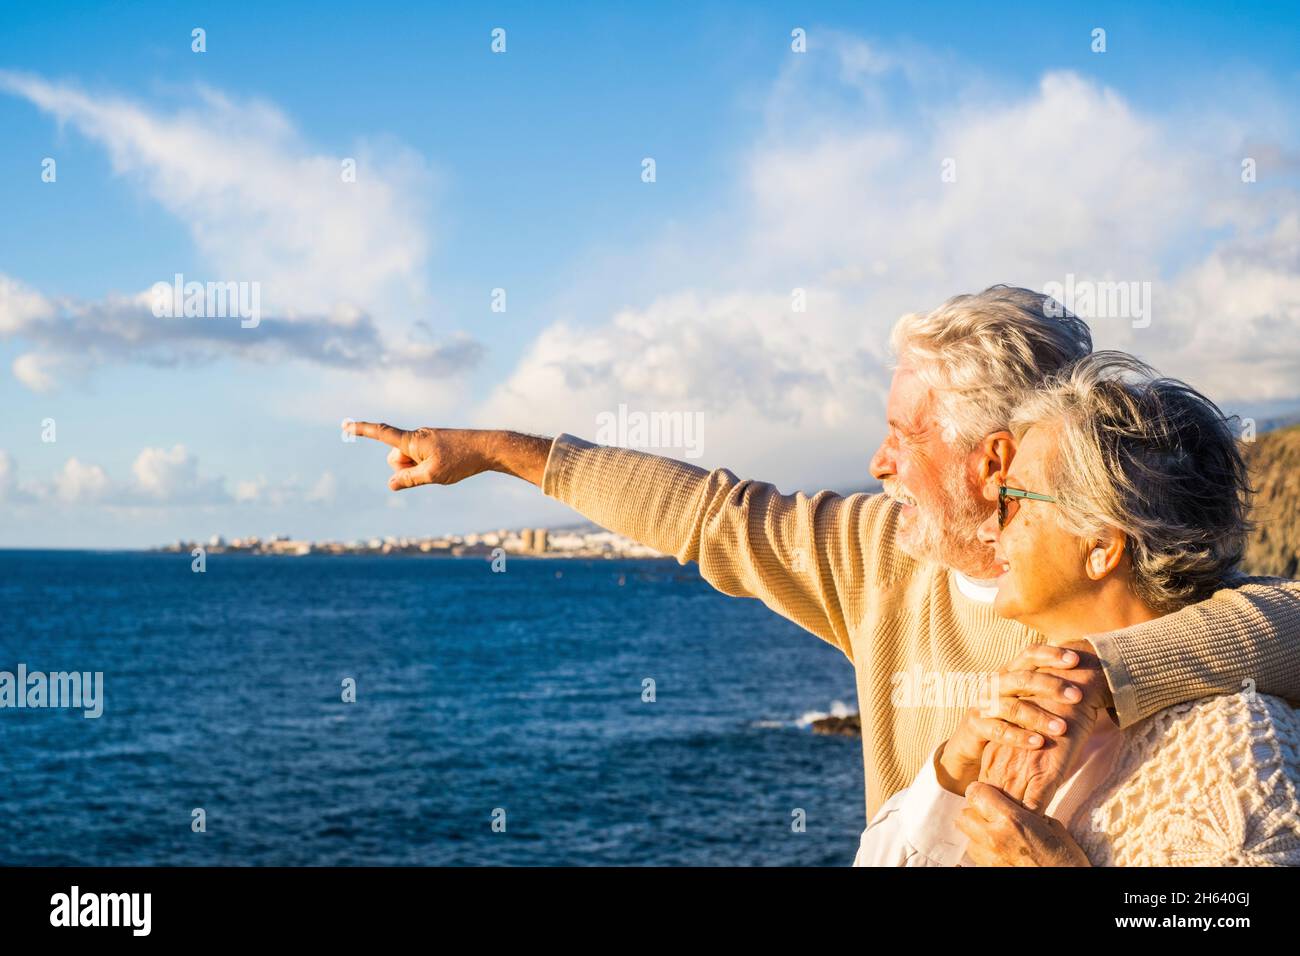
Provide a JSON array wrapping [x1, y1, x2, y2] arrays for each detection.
[[541, 434, 1300, 820], [1073, 691, 1300, 865]]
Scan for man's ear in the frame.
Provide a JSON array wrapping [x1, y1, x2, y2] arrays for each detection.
[[976, 430, 1016, 498], [1084, 532, 1127, 581]]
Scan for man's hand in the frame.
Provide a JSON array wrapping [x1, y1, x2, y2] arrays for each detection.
[[935, 643, 1086, 796], [978, 639, 1112, 813], [956, 781, 1090, 867], [347, 423, 552, 490]]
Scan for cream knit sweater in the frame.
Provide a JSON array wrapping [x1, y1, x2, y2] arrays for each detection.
[[1073, 691, 1300, 865], [541, 435, 1300, 820]]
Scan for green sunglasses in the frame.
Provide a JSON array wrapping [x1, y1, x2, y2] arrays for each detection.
[[997, 485, 1057, 528]]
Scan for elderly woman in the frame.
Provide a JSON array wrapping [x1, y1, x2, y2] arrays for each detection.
[[856, 351, 1300, 866]]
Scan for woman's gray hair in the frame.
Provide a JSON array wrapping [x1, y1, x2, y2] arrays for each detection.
[[891, 285, 1093, 449], [1012, 351, 1252, 613]]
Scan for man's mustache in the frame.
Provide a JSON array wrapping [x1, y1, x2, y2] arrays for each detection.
[[882, 480, 920, 508]]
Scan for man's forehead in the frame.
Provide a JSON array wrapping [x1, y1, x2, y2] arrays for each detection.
[[886, 367, 931, 417]]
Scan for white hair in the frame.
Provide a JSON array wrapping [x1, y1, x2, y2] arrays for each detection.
[[890, 285, 1093, 448], [1012, 351, 1252, 612]]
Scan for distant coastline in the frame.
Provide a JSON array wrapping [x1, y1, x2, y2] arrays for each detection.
[[151, 522, 668, 560]]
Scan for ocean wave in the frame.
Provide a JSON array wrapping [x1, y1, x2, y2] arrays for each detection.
[[795, 699, 855, 727], [751, 699, 855, 730]]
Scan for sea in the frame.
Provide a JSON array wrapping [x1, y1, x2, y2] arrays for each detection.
[[0, 550, 862, 866]]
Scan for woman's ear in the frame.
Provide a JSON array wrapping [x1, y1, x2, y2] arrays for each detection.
[[976, 430, 1016, 495], [1084, 533, 1127, 581]]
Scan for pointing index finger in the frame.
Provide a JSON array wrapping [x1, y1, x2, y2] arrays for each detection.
[[350, 421, 409, 450]]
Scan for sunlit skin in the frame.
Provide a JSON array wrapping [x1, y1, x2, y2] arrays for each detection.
[[976, 424, 1162, 642], [951, 422, 1165, 866], [932, 642, 1077, 799], [958, 781, 1091, 867], [868, 366, 1004, 579]]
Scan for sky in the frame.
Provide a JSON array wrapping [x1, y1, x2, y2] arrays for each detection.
[[1, 1, 1298, 548]]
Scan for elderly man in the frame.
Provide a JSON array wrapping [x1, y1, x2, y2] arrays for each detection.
[[350, 285, 1300, 853]]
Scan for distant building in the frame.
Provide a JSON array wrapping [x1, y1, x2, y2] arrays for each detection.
[[267, 539, 313, 556], [533, 528, 549, 553], [521, 528, 535, 552], [547, 532, 584, 552]]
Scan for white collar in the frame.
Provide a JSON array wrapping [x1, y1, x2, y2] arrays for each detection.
[[953, 571, 998, 604]]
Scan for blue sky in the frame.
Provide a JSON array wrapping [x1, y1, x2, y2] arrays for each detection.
[[2, 1, 1299, 547]]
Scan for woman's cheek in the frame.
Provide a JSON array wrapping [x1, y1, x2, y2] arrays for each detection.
[[1006, 531, 1040, 603]]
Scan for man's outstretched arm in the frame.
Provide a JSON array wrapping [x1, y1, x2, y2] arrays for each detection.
[[348, 423, 896, 658], [1087, 577, 1300, 725]]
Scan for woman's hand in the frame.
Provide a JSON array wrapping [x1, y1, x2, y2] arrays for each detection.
[[979, 640, 1110, 812], [935, 644, 1085, 797], [956, 781, 1091, 866]]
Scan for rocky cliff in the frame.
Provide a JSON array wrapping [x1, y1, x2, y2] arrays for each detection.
[[1243, 423, 1300, 579]]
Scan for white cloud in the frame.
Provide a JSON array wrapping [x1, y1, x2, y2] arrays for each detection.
[[12, 352, 65, 393], [54, 458, 110, 503], [1142, 213, 1300, 400], [131, 445, 228, 504], [476, 54, 1300, 483], [0, 75, 480, 394], [4, 447, 229, 507], [473, 289, 884, 480], [0, 273, 483, 393], [234, 479, 265, 504], [0, 72, 435, 322], [0, 276, 53, 333]]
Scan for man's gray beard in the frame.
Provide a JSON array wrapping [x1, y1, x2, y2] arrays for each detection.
[[894, 468, 995, 576]]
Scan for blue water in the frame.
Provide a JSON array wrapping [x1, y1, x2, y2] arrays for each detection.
[[0, 551, 861, 865]]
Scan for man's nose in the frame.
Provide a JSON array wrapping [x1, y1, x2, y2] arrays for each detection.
[[977, 509, 1000, 547], [869, 442, 894, 482]]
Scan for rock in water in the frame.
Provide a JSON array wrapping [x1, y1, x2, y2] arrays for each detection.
[[811, 713, 860, 737]]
